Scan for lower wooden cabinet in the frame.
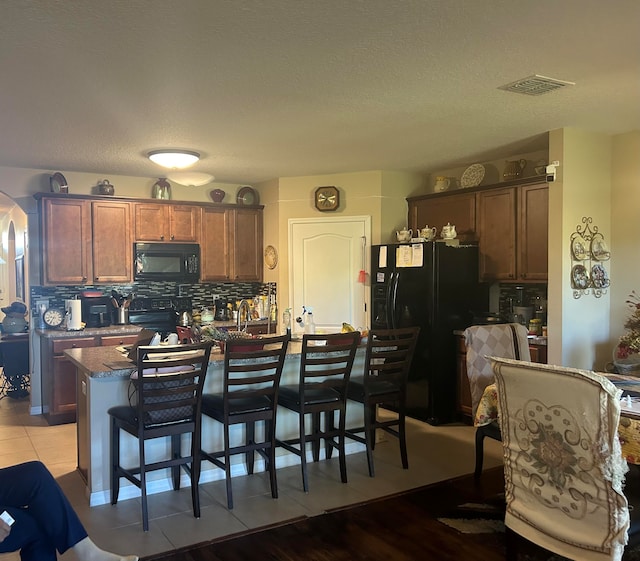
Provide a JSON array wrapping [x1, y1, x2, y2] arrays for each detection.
[[41, 332, 140, 425], [455, 334, 547, 422]]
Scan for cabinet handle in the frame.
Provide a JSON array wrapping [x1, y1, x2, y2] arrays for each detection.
[[170, 235, 175, 240], [160, 235, 165, 240]]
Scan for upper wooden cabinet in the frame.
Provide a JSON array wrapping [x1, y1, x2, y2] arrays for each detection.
[[200, 206, 263, 282], [232, 208, 263, 281], [39, 197, 92, 285], [517, 183, 549, 281], [200, 207, 231, 281], [407, 177, 548, 283], [38, 196, 133, 285], [477, 183, 548, 281], [134, 203, 200, 242], [36, 194, 263, 286], [91, 200, 133, 283], [477, 187, 517, 280], [408, 191, 476, 241]]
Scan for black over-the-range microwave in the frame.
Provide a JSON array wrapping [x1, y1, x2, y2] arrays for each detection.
[[134, 242, 200, 282]]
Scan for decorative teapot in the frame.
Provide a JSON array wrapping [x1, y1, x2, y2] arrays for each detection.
[[419, 226, 437, 240], [503, 158, 527, 180], [396, 227, 413, 242], [434, 176, 450, 192], [441, 223, 457, 239]]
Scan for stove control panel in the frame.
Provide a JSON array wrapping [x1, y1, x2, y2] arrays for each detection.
[[129, 297, 192, 312]]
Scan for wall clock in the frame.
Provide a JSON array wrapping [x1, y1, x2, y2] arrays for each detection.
[[315, 186, 339, 211], [43, 307, 64, 328]]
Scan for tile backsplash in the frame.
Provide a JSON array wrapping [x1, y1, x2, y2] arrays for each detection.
[[30, 281, 277, 316]]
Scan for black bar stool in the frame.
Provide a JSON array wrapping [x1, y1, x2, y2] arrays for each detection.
[[200, 335, 289, 509], [276, 331, 360, 492]]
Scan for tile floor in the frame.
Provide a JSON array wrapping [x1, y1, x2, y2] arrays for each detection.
[[0, 394, 504, 560]]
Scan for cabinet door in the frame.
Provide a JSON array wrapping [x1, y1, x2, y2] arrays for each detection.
[[231, 208, 263, 281], [518, 183, 548, 281], [409, 193, 476, 240], [51, 356, 79, 419], [91, 201, 133, 283], [134, 203, 169, 241], [43, 336, 97, 425], [41, 198, 92, 284], [200, 207, 231, 281], [170, 205, 200, 242], [477, 187, 517, 281]]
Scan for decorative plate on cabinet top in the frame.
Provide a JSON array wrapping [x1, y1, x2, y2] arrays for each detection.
[[49, 172, 68, 193], [460, 164, 485, 188], [237, 186, 259, 206]]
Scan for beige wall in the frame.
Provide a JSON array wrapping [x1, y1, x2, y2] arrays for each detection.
[[548, 128, 618, 371], [610, 131, 640, 349], [0, 165, 246, 207], [256, 170, 421, 315]]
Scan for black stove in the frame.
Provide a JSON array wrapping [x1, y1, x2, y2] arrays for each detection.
[[128, 297, 192, 335]]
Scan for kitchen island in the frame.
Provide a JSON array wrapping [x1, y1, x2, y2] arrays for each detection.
[[65, 340, 366, 506]]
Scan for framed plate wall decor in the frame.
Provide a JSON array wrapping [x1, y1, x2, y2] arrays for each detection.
[[569, 216, 610, 299]]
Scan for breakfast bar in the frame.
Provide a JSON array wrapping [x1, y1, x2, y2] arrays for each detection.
[[65, 340, 366, 506]]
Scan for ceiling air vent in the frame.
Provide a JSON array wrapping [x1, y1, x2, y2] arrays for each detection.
[[498, 74, 575, 96]]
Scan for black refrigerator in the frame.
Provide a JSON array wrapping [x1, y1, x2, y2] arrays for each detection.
[[371, 241, 488, 425]]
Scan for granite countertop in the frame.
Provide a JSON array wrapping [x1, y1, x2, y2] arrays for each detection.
[[64, 337, 308, 379], [35, 324, 143, 339]]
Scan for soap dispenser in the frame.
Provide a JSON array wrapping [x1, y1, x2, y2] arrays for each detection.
[[304, 307, 316, 335]]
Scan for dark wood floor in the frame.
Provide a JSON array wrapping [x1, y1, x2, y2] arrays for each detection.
[[145, 468, 510, 561]]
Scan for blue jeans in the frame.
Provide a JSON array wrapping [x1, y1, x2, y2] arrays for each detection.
[[0, 461, 87, 560]]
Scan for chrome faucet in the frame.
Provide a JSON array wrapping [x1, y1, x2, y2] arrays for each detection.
[[237, 299, 251, 332]]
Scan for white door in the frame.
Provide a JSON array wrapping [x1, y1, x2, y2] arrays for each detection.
[[289, 216, 371, 334]]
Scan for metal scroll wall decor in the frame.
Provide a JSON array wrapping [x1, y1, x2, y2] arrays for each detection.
[[570, 216, 611, 299]]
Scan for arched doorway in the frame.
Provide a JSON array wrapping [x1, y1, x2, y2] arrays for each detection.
[[0, 192, 29, 310]]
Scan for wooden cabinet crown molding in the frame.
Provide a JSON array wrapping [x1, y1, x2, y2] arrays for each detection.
[[33, 192, 264, 209], [406, 174, 547, 204]]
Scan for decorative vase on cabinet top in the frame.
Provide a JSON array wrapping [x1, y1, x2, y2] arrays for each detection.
[[503, 159, 527, 180], [152, 178, 172, 200]]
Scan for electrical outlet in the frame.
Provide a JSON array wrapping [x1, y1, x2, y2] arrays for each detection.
[[36, 299, 49, 311]]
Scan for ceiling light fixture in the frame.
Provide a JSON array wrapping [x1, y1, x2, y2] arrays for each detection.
[[167, 172, 215, 187], [148, 149, 200, 169]]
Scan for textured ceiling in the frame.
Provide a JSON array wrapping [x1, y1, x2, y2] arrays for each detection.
[[0, 0, 638, 184]]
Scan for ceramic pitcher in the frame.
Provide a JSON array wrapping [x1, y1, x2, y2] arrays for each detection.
[[434, 176, 450, 192]]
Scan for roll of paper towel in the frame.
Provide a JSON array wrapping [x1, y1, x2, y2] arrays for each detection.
[[67, 300, 82, 330]]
